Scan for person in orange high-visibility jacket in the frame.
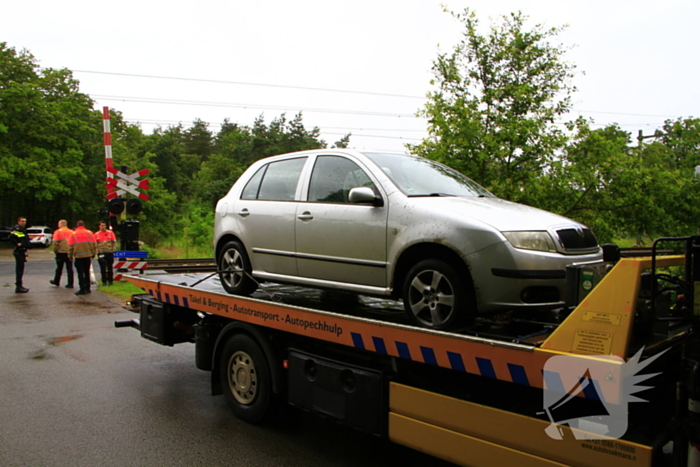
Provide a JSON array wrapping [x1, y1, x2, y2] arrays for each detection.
[[50, 219, 74, 289], [68, 220, 97, 296], [95, 221, 117, 286]]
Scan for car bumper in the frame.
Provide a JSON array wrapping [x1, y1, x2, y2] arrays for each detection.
[[465, 240, 602, 312]]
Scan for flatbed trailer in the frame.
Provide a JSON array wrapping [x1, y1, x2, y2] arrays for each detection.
[[117, 237, 700, 467]]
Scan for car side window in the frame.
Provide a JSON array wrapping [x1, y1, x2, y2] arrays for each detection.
[[308, 156, 375, 203], [241, 166, 267, 200], [256, 157, 307, 201]]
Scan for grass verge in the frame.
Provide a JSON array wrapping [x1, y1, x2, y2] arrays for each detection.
[[97, 280, 145, 302]]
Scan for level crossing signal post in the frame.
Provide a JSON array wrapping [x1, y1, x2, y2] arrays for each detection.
[[101, 108, 151, 280], [100, 161, 150, 280]]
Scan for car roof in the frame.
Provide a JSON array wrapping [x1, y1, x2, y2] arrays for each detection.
[[253, 148, 408, 162]]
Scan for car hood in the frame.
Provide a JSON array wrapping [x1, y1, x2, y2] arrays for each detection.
[[415, 196, 586, 231]]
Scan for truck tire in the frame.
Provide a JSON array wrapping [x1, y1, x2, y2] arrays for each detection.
[[403, 258, 474, 330], [218, 241, 258, 295], [220, 333, 273, 424]]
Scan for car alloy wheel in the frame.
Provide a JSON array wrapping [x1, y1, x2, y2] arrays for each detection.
[[403, 259, 471, 330], [218, 241, 257, 295]]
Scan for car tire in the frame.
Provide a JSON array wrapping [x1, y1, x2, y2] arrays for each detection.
[[220, 333, 274, 424], [403, 259, 474, 330], [218, 241, 258, 296]]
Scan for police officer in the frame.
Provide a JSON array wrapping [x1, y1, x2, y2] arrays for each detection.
[[9, 217, 30, 293]]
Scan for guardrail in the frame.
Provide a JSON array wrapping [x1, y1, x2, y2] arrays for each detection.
[[146, 258, 216, 273], [619, 247, 673, 257]]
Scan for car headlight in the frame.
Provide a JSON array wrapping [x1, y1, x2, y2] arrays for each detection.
[[503, 231, 557, 253]]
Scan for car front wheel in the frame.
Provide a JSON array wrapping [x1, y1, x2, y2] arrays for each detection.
[[218, 241, 258, 296], [403, 259, 473, 331]]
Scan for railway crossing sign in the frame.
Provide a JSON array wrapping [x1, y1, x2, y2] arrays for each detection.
[[107, 167, 150, 200]]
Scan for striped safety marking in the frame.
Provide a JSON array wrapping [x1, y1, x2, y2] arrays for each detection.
[[147, 288, 190, 308], [114, 261, 148, 281], [128, 276, 611, 403], [114, 261, 148, 270], [350, 332, 602, 401], [103, 106, 115, 199]]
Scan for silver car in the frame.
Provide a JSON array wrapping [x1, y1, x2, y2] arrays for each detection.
[[214, 149, 602, 330]]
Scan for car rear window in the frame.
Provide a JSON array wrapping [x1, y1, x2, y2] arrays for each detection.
[[245, 157, 307, 202]]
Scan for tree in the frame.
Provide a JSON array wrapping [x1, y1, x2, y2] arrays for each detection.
[[332, 133, 352, 148], [538, 120, 700, 244], [657, 117, 700, 170], [409, 9, 576, 203], [184, 118, 213, 161], [193, 113, 328, 209], [0, 42, 102, 226], [250, 112, 325, 161]]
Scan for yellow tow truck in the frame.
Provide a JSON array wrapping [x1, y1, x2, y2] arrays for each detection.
[[116, 236, 700, 466]]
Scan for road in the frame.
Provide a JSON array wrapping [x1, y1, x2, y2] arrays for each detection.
[[0, 245, 453, 467]]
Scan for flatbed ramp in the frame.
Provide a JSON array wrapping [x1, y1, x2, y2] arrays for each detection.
[[123, 254, 696, 466]]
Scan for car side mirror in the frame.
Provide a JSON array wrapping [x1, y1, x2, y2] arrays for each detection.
[[348, 187, 383, 207]]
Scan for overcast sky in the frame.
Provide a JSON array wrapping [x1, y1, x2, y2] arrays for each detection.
[[3, 0, 698, 152]]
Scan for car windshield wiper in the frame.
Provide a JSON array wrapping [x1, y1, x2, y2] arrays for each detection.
[[407, 193, 456, 197]]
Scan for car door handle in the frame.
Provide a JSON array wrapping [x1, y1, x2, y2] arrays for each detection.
[[238, 209, 250, 218], [297, 212, 313, 221]]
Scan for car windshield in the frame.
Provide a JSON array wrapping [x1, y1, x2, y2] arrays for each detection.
[[362, 152, 494, 198]]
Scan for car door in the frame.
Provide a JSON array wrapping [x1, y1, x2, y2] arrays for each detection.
[[234, 156, 307, 276], [295, 155, 388, 287]]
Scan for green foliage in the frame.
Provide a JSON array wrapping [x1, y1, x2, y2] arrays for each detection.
[[409, 10, 700, 244], [183, 201, 214, 247], [0, 42, 102, 226], [409, 9, 575, 203], [332, 133, 352, 148]]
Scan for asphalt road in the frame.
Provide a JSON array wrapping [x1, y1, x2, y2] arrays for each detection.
[[0, 246, 454, 467]]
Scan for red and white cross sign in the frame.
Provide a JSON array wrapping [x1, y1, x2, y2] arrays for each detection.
[[106, 167, 150, 201]]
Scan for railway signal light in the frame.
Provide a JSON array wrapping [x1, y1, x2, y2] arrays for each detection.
[[109, 197, 126, 215], [108, 198, 143, 216], [126, 198, 142, 216]]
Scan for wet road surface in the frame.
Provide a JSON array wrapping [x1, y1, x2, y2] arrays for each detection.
[[0, 247, 454, 467]]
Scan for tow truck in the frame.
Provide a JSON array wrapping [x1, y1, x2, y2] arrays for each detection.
[[115, 236, 700, 467]]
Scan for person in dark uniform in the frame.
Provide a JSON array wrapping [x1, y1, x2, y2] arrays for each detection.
[[9, 217, 30, 293]]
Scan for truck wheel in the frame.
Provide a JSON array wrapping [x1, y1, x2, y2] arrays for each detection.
[[218, 241, 257, 295], [220, 334, 273, 424], [403, 259, 473, 330]]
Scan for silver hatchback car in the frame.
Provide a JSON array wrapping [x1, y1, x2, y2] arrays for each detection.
[[214, 149, 602, 330]]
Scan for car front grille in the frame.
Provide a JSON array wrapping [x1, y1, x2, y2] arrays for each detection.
[[556, 228, 598, 251]]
